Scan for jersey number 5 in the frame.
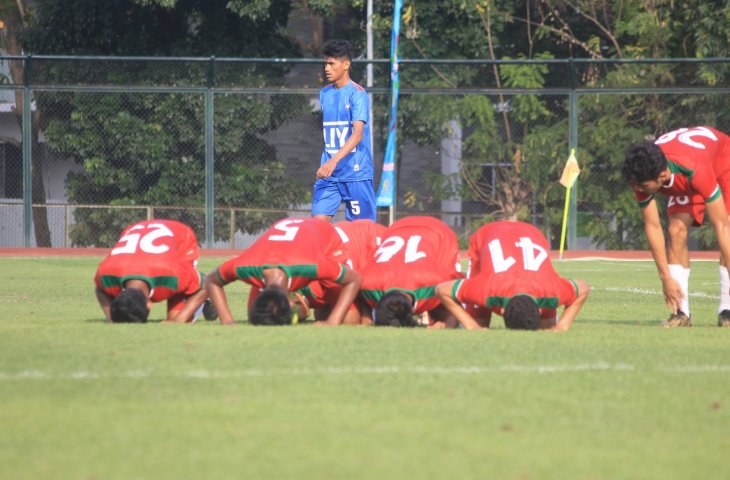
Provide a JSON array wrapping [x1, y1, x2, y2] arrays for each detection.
[[268, 219, 304, 241]]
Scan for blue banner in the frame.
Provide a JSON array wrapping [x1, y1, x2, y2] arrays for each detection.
[[375, 0, 402, 208]]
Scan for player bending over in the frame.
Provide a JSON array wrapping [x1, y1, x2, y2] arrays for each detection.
[[436, 221, 589, 331], [94, 219, 215, 323], [622, 126, 730, 327], [293, 219, 386, 325], [205, 217, 360, 326], [358, 216, 464, 328]]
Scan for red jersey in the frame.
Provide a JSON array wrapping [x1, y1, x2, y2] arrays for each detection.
[[451, 221, 577, 314], [359, 216, 463, 314], [334, 220, 387, 270], [215, 218, 349, 291], [94, 219, 203, 303], [300, 220, 386, 308], [634, 126, 730, 207]]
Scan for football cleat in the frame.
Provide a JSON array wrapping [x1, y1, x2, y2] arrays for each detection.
[[717, 309, 730, 327], [202, 299, 218, 321], [661, 310, 691, 328]]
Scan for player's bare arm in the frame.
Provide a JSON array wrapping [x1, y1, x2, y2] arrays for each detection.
[[316, 267, 361, 326], [164, 288, 208, 324], [316, 121, 364, 179], [427, 305, 459, 329], [95, 288, 113, 322], [551, 279, 590, 332], [204, 272, 235, 325], [435, 281, 484, 330], [642, 199, 684, 311]]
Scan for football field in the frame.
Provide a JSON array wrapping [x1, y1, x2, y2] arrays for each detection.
[[1, 255, 729, 479]]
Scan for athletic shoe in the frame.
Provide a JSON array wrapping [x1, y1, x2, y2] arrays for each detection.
[[202, 299, 218, 321], [661, 310, 691, 327], [717, 309, 730, 327]]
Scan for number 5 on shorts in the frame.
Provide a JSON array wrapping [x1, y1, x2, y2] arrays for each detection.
[[349, 201, 360, 216]]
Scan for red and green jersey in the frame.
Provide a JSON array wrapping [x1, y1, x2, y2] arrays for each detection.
[[634, 126, 730, 207], [215, 218, 349, 291], [334, 219, 387, 271], [452, 221, 577, 314], [299, 220, 386, 308], [94, 219, 203, 303], [359, 216, 463, 314]]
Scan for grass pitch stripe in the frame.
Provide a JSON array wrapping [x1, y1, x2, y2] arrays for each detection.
[[3, 363, 730, 380]]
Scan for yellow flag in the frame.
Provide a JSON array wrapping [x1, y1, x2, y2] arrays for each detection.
[[559, 148, 580, 188]]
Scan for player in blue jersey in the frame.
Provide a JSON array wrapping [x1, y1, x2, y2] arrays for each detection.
[[313, 39, 377, 222]]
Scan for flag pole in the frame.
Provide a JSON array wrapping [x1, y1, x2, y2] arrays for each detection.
[[375, 0, 402, 226], [559, 182, 572, 260], [558, 148, 579, 260]]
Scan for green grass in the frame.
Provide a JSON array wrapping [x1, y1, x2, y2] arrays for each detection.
[[1, 256, 729, 479]]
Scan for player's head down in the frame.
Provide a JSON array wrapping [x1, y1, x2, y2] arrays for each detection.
[[374, 290, 417, 327], [250, 286, 293, 326], [110, 288, 149, 323], [621, 140, 667, 185], [503, 295, 540, 330]]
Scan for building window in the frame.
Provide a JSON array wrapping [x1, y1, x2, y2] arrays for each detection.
[[0, 142, 22, 199]]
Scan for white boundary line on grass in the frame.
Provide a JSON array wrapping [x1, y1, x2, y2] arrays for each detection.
[[1, 363, 730, 380], [598, 286, 716, 299]]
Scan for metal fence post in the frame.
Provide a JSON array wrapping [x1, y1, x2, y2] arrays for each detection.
[[205, 56, 215, 247], [568, 60, 578, 249], [22, 55, 32, 247]]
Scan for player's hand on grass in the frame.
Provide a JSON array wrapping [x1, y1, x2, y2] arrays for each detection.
[[661, 277, 685, 314], [313, 320, 337, 327]]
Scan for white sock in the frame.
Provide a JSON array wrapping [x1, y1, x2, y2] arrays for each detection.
[[718, 266, 730, 314], [668, 264, 690, 315], [191, 302, 205, 323]]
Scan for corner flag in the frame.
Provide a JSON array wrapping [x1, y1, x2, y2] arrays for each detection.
[[559, 148, 580, 188], [559, 148, 580, 258]]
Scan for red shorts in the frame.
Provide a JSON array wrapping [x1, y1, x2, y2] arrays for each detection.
[[666, 193, 706, 226], [667, 175, 730, 226]]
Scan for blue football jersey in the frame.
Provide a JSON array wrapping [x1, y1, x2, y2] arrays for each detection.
[[319, 81, 373, 182]]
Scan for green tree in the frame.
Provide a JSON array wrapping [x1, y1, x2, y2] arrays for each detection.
[[0, 0, 52, 246], [19, 0, 307, 246], [371, 0, 730, 248]]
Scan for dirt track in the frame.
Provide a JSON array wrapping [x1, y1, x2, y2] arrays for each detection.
[[0, 247, 720, 261]]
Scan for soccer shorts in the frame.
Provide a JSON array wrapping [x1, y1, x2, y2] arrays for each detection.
[[666, 193, 705, 226], [312, 179, 376, 221]]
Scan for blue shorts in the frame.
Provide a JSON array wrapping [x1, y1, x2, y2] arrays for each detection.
[[312, 179, 376, 221]]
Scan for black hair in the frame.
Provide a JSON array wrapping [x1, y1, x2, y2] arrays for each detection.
[[110, 288, 149, 323], [374, 291, 416, 327], [322, 39, 353, 61], [621, 140, 668, 185], [250, 286, 293, 326], [503, 295, 540, 330]]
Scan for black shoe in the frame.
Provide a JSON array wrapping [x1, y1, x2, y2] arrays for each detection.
[[661, 310, 691, 327], [202, 299, 218, 321], [718, 309, 730, 327]]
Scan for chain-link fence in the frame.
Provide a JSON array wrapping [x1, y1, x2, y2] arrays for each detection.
[[1, 55, 729, 249]]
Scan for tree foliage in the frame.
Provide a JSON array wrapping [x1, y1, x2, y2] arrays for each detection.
[[364, 0, 730, 247], [8, 0, 730, 248], [19, 0, 307, 246]]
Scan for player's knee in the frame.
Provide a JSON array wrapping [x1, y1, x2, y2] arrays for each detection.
[[667, 221, 688, 244]]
